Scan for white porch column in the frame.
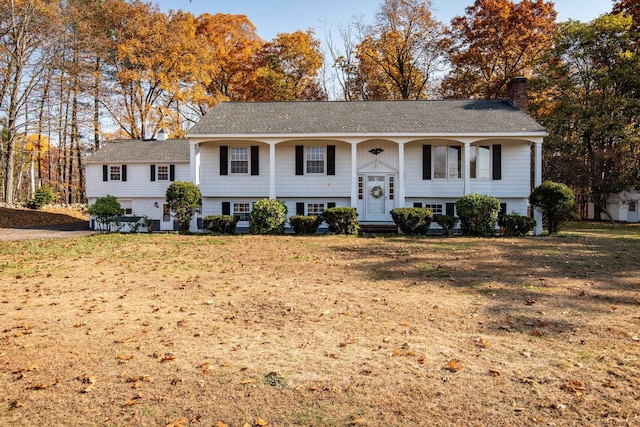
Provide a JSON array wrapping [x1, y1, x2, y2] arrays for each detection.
[[463, 141, 471, 195], [189, 142, 200, 233], [351, 143, 358, 208], [190, 142, 200, 185], [397, 142, 406, 208], [269, 143, 276, 199], [534, 140, 543, 235]]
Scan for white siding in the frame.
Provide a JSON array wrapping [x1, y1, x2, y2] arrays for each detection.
[[198, 142, 270, 198], [274, 141, 351, 197], [356, 140, 399, 171], [85, 162, 190, 198]]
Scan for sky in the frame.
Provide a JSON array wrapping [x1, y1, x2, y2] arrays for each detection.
[[154, 0, 615, 41]]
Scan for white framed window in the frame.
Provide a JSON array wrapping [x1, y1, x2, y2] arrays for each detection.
[[230, 147, 249, 174], [433, 146, 461, 179], [307, 203, 325, 216], [358, 176, 364, 200], [120, 200, 133, 216], [388, 176, 394, 200], [233, 202, 250, 221], [424, 204, 443, 215], [470, 146, 490, 179], [306, 146, 325, 174], [110, 166, 121, 181], [157, 165, 169, 181], [629, 201, 637, 212]]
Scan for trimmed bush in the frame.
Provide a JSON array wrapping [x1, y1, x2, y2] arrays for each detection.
[[249, 199, 288, 235], [27, 185, 56, 209], [529, 181, 576, 234], [455, 193, 500, 237], [501, 212, 536, 236], [289, 215, 323, 235], [390, 207, 433, 235], [435, 214, 458, 236], [166, 181, 202, 234], [323, 207, 359, 235], [88, 195, 124, 233], [203, 215, 238, 234]]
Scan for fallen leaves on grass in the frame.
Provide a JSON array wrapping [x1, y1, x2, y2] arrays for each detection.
[[562, 379, 586, 396], [166, 418, 188, 427], [445, 360, 462, 372]]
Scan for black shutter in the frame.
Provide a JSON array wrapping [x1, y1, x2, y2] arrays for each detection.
[[122, 165, 127, 182], [423, 145, 431, 180], [492, 145, 502, 180], [295, 146, 304, 175], [327, 145, 335, 175], [222, 202, 231, 216], [498, 203, 507, 224], [103, 165, 108, 181], [296, 202, 305, 215], [251, 146, 259, 176], [220, 146, 228, 175], [446, 202, 455, 217], [169, 165, 175, 181], [414, 202, 422, 208], [150, 165, 156, 181], [327, 202, 336, 209]]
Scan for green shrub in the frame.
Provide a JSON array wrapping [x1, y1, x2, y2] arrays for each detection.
[[166, 181, 202, 233], [289, 215, 323, 235], [435, 214, 458, 236], [390, 207, 432, 235], [27, 185, 56, 209], [249, 199, 288, 235], [529, 181, 577, 234], [500, 212, 536, 236], [323, 207, 359, 235], [88, 195, 124, 232], [203, 215, 238, 234], [455, 194, 500, 237]]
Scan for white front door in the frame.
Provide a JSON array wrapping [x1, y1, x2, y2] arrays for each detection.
[[365, 174, 393, 221]]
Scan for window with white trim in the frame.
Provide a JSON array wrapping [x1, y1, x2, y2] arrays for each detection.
[[110, 166, 121, 181], [120, 200, 133, 216], [233, 202, 250, 221], [470, 146, 490, 179], [307, 203, 325, 215], [424, 204, 443, 215], [230, 147, 249, 174], [306, 146, 325, 174], [433, 146, 461, 179], [629, 201, 637, 212], [358, 176, 364, 200], [157, 165, 169, 181]]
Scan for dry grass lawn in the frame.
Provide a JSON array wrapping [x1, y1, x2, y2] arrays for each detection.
[[0, 221, 639, 426]]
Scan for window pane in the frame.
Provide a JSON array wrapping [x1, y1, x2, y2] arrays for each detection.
[[470, 147, 478, 179], [233, 203, 250, 221], [157, 165, 169, 180], [433, 146, 446, 179], [448, 146, 461, 179], [231, 147, 248, 174], [306, 146, 324, 174], [477, 146, 490, 179], [110, 166, 121, 181], [307, 203, 325, 215]]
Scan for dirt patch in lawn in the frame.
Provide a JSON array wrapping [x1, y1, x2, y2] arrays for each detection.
[[0, 230, 638, 426], [0, 205, 87, 229]]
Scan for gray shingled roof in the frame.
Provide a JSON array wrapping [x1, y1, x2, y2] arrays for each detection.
[[86, 139, 190, 163], [188, 100, 547, 136]]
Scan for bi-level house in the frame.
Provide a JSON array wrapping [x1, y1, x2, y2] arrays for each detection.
[[86, 78, 547, 234]]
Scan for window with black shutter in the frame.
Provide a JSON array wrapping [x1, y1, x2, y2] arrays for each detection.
[[423, 145, 431, 180], [220, 146, 228, 175], [492, 145, 502, 180]]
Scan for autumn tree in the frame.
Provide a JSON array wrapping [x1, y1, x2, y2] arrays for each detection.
[[444, 0, 557, 99], [105, 2, 201, 139], [613, 0, 640, 36], [529, 14, 640, 220], [0, 0, 61, 203], [195, 13, 262, 104], [354, 0, 448, 100], [248, 30, 325, 101]]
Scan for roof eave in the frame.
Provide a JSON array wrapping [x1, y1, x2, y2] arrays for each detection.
[[188, 131, 549, 140]]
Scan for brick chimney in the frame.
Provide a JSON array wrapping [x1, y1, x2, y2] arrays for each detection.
[[507, 77, 528, 113]]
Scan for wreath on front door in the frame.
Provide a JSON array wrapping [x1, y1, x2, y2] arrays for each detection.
[[370, 185, 384, 199]]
